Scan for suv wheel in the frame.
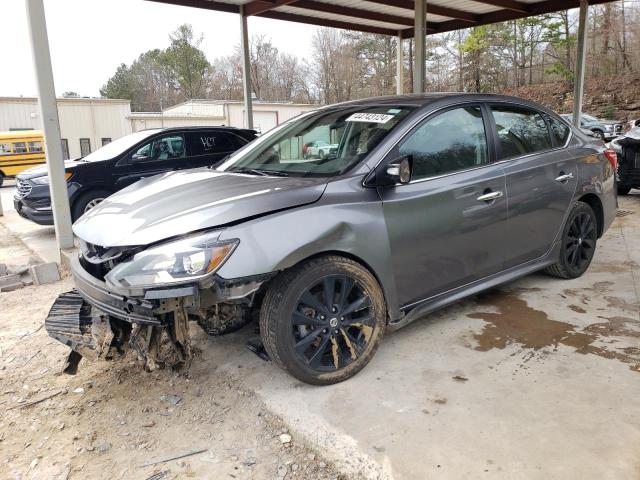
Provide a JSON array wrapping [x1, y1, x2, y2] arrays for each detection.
[[260, 255, 386, 385], [544, 201, 598, 279], [72, 190, 110, 221], [591, 129, 605, 140]]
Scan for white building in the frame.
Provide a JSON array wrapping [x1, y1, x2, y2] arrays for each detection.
[[0, 96, 132, 159], [0, 97, 316, 158], [128, 100, 315, 134]]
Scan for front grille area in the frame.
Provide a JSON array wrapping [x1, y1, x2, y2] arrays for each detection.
[[16, 178, 32, 198], [78, 241, 139, 281]]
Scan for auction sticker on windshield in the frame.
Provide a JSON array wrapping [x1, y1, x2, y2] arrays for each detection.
[[346, 113, 395, 123]]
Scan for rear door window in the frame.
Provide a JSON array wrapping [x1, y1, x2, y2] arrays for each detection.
[[491, 106, 552, 159], [544, 115, 571, 147], [399, 106, 489, 180], [185, 131, 235, 157]]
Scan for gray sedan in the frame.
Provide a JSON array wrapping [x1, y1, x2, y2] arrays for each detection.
[[47, 94, 617, 385]]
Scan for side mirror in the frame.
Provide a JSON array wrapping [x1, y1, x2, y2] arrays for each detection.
[[377, 155, 412, 186]]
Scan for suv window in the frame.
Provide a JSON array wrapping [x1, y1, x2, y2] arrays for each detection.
[[545, 115, 570, 147], [491, 106, 552, 159], [399, 106, 488, 180], [132, 134, 185, 162], [185, 131, 234, 156]]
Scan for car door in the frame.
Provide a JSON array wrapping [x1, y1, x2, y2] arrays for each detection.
[[114, 132, 187, 190], [184, 130, 238, 168], [378, 104, 509, 307], [489, 104, 577, 268]]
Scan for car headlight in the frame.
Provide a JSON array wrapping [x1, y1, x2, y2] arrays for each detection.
[[31, 172, 73, 185], [104, 231, 238, 289]]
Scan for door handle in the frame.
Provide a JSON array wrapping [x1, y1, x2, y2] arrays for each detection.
[[476, 191, 503, 202], [555, 172, 574, 183]]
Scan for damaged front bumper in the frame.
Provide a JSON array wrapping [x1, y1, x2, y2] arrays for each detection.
[[46, 255, 271, 373]]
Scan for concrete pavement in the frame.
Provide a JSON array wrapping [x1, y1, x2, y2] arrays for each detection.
[[1, 179, 61, 265], [201, 194, 640, 480]]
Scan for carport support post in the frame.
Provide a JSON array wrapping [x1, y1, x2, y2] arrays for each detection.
[[240, 6, 254, 130], [572, 0, 589, 127], [397, 32, 404, 95], [413, 0, 426, 93], [25, 0, 74, 252]]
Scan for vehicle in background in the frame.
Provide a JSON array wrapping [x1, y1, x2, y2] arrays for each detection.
[[627, 118, 640, 131], [0, 130, 45, 187], [303, 140, 339, 159], [45, 94, 616, 385], [560, 113, 623, 141], [14, 126, 257, 225], [609, 126, 640, 195]]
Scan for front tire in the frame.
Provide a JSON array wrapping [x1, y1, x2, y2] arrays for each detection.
[[260, 255, 386, 385], [71, 190, 110, 221], [591, 130, 605, 140], [544, 201, 598, 279]]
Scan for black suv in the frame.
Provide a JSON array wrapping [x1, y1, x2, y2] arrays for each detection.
[[14, 126, 257, 225]]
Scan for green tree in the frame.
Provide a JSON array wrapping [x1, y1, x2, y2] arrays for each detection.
[[163, 24, 210, 100]]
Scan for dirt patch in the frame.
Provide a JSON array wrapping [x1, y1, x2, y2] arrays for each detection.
[[468, 290, 640, 373], [0, 279, 343, 480]]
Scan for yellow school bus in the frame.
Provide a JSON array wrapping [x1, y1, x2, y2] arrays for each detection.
[[0, 130, 46, 187]]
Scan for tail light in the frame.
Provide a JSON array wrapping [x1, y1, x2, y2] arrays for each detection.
[[604, 149, 617, 169]]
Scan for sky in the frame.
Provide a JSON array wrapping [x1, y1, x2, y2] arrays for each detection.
[[0, 0, 318, 97]]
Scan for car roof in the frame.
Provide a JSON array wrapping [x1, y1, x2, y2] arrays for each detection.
[[139, 126, 256, 134], [317, 93, 563, 115]]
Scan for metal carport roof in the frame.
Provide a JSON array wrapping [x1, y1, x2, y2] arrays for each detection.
[[147, 0, 616, 37]]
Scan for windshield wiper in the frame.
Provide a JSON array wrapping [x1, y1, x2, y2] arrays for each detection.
[[231, 168, 289, 177]]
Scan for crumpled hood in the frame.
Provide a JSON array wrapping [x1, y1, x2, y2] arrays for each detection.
[[73, 169, 327, 246], [17, 159, 86, 179]]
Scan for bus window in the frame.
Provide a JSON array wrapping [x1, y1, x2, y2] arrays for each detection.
[[28, 141, 43, 153], [14, 142, 27, 154], [0, 143, 11, 155]]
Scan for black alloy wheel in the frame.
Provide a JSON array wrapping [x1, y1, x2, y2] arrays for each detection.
[[260, 255, 386, 385], [565, 210, 596, 272], [291, 275, 374, 372], [544, 201, 598, 279]]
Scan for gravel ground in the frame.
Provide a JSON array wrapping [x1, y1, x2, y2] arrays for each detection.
[[0, 227, 344, 479]]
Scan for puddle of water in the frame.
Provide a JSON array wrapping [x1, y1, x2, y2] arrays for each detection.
[[468, 291, 640, 373]]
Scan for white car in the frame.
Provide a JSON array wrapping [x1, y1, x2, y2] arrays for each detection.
[[303, 140, 338, 159]]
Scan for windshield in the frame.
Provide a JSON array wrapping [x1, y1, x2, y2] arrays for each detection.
[[81, 129, 162, 162], [218, 106, 415, 177]]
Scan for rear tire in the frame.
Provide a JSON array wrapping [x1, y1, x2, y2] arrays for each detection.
[[260, 255, 386, 385], [592, 130, 605, 140], [617, 186, 632, 195], [544, 201, 598, 279], [71, 190, 110, 221]]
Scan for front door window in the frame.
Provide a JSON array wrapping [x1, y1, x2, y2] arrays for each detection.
[[132, 134, 185, 162]]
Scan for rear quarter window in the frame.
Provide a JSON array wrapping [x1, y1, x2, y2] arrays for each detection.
[[186, 132, 234, 156], [544, 115, 571, 147]]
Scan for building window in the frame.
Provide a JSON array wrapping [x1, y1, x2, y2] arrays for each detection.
[[101, 137, 112, 146], [61, 139, 69, 160], [28, 141, 43, 153], [80, 138, 91, 157]]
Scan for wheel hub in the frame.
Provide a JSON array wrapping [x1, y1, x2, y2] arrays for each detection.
[[329, 317, 338, 328]]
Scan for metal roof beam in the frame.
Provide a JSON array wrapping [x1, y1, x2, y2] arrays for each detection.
[[146, 0, 239, 14], [256, 10, 400, 35], [288, 1, 415, 27], [364, 0, 479, 23], [244, 0, 298, 17], [469, 0, 530, 14]]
